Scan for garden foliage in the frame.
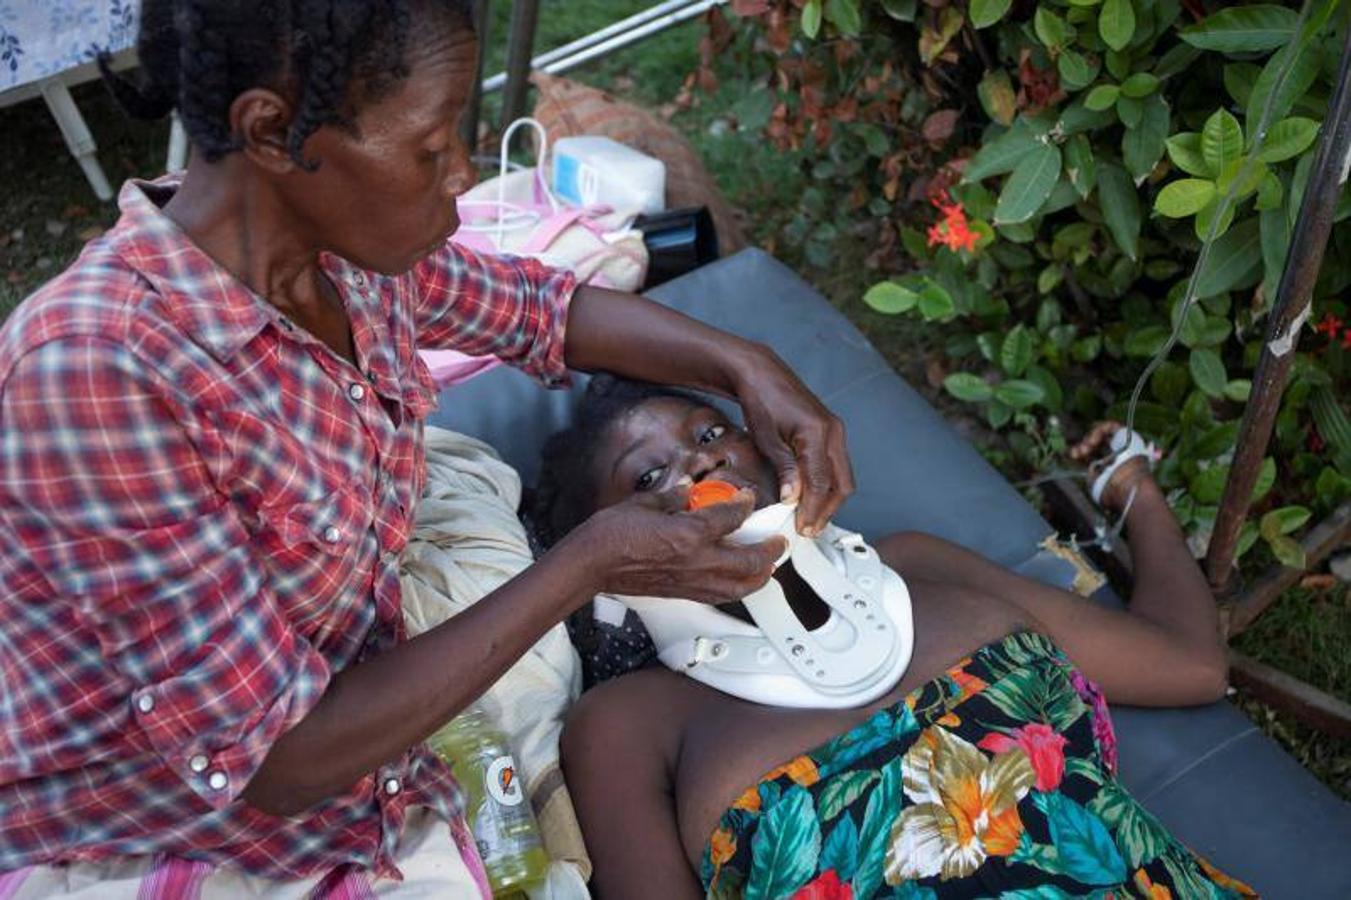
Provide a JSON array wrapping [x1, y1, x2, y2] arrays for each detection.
[[723, 0, 1350, 567]]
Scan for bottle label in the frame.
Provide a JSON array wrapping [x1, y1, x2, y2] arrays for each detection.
[[485, 754, 523, 807]]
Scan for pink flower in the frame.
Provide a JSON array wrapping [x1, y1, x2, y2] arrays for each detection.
[[979, 723, 1068, 791], [792, 869, 853, 900], [1071, 668, 1119, 774]]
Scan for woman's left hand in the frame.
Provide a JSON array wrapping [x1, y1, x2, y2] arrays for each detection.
[[735, 352, 854, 536]]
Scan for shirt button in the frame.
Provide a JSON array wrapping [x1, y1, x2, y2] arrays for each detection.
[[348, 383, 366, 402], [383, 777, 401, 796], [323, 525, 342, 543], [135, 693, 155, 714], [189, 754, 209, 773], [352, 272, 367, 287], [207, 771, 228, 791], [278, 317, 294, 331]]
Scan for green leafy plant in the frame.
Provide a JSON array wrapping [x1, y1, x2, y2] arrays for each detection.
[[721, 0, 1351, 568]]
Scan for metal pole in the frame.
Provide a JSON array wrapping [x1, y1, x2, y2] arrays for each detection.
[[479, 0, 705, 93], [499, 0, 541, 132], [460, 0, 492, 151], [482, 0, 723, 94], [1205, 24, 1351, 593]]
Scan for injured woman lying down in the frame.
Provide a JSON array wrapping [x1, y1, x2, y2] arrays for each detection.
[[526, 375, 1256, 900]]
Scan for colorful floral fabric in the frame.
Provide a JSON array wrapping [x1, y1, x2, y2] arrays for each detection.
[[700, 632, 1256, 899]]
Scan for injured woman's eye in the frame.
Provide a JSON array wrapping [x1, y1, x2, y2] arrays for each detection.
[[635, 465, 667, 492], [698, 424, 727, 444]]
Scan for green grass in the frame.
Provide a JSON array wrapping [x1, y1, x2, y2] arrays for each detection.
[[1, 3, 1346, 800], [1233, 582, 1351, 799]]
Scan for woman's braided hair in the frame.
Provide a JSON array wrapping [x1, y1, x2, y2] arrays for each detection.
[[99, 0, 472, 169]]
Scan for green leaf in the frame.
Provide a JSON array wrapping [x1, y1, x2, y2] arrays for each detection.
[[978, 70, 1018, 126], [1180, 4, 1298, 52], [919, 6, 965, 65], [1253, 456, 1276, 502], [1059, 99, 1115, 136], [818, 770, 880, 822], [1125, 325, 1170, 357], [1201, 109, 1243, 177], [880, 0, 918, 21], [1194, 421, 1239, 459], [1090, 782, 1172, 869], [1058, 50, 1099, 91], [1001, 324, 1035, 376], [1190, 464, 1229, 504], [863, 281, 919, 314], [1260, 506, 1311, 541], [1189, 348, 1227, 398], [1099, 0, 1136, 52], [1123, 95, 1169, 180], [1237, 522, 1261, 559], [918, 282, 957, 320], [1194, 196, 1236, 240], [1151, 360, 1189, 407], [965, 119, 1044, 181], [1260, 206, 1290, 300], [1065, 134, 1097, 199], [1223, 379, 1251, 402], [1258, 117, 1319, 163], [824, 0, 862, 36], [1266, 533, 1307, 570], [970, 0, 1012, 29], [995, 378, 1047, 410], [1073, 334, 1103, 362], [1246, 10, 1328, 141], [1035, 7, 1074, 50], [1224, 63, 1261, 108], [746, 785, 821, 900], [1255, 171, 1284, 211], [852, 758, 903, 899], [1117, 95, 1144, 129], [819, 816, 861, 882], [1084, 84, 1120, 111], [1031, 793, 1127, 886], [1155, 179, 1216, 218], [801, 0, 822, 37], [1165, 133, 1212, 177], [1026, 365, 1064, 411], [1119, 72, 1159, 98], [994, 143, 1062, 225], [1097, 161, 1141, 259], [944, 373, 994, 403], [1195, 218, 1261, 297]]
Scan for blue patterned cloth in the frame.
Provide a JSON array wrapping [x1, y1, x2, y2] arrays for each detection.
[[0, 1, 138, 92]]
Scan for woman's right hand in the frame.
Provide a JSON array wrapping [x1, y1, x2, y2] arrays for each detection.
[[565, 488, 785, 604]]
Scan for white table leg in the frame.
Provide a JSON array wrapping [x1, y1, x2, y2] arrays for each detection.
[[166, 112, 188, 173], [39, 77, 114, 201]]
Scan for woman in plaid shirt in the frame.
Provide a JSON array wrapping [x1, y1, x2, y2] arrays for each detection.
[[0, 1, 850, 895]]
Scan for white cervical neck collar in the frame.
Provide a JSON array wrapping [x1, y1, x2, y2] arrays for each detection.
[[595, 503, 914, 709]]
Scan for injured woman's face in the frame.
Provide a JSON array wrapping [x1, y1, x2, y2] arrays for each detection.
[[590, 395, 830, 628], [591, 397, 780, 514]]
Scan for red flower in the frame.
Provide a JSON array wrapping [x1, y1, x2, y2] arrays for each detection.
[[979, 723, 1069, 791], [1315, 313, 1344, 337], [792, 870, 854, 900], [927, 191, 978, 253]]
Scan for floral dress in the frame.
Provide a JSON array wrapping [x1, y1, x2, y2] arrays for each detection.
[[700, 632, 1256, 899]]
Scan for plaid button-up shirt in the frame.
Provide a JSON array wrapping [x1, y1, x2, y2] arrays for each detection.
[[0, 178, 575, 880]]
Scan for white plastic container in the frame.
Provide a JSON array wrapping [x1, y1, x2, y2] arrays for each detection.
[[552, 135, 666, 214]]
